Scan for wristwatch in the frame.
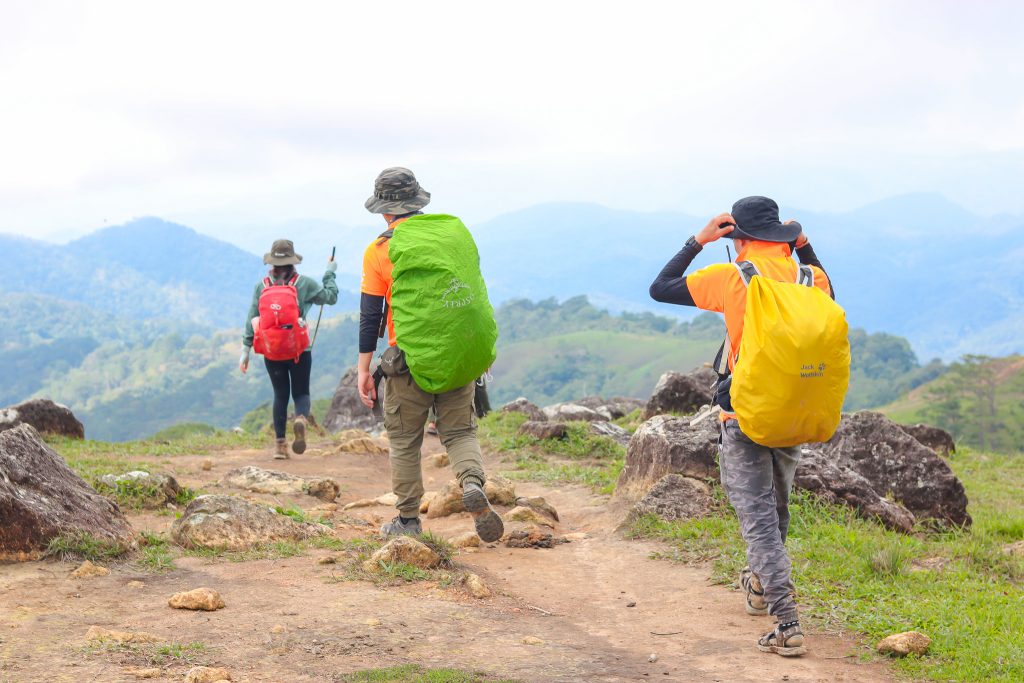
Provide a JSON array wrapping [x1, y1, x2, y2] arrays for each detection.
[[685, 235, 702, 251]]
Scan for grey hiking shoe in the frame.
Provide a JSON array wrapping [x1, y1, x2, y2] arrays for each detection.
[[462, 481, 504, 543], [740, 567, 769, 616], [274, 438, 289, 459], [380, 515, 422, 537], [758, 621, 807, 657], [292, 416, 307, 455]]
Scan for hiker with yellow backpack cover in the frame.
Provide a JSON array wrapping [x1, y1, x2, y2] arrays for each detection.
[[650, 196, 850, 657]]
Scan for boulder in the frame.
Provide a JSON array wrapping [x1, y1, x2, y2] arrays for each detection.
[[794, 448, 917, 533], [876, 631, 931, 657], [0, 399, 85, 439], [628, 474, 715, 523], [589, 420, 631, 446], [541, 402, 606, 423], [365, 536, 440, 570], [518, 421, 568, 440], [331, 430, 389, 455], [96, 471, 182, 508], [323, 367, 379, 433], [425, 476, 517, 518], [170, 495, 326, 550], [575, 396, 646, 420], [168, 587, 226, 611], [817, 411, 970, 527], [500, 398, 547, 422], [449, 531, 481, 548], [897, 423, 956, 457], [220, 466, 339, 502], [643, 367, 718, 419], [0, 424, 134, 561], [616, 415, 720, 500]]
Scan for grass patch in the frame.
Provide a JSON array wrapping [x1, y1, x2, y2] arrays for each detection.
[[480, 412, 624, 494], [417, 531, 456, 567], [135, 531, 175, 572], [47, 429, 267, 463], [44, 532, 131, 562], [84, 639, 210, 667], [612, 408, 644, 432], [150, 422, 217, 440], [628, 448, 1024, 683], [340, 664, 518, 682]]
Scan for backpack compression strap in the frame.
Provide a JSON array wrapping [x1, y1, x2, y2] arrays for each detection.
[[376, 228, 395, 338], [797, 264, 814, 287]]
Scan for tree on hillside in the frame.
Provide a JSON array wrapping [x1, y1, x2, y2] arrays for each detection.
[[923, 354, 1001, 451]]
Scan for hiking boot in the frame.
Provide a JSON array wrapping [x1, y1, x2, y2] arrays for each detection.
[[426, 422, 438, 436], [740, 567, 769, 616], [292, 416, 307, 455], [758, 621, 807, 657], [274, 438, 289, 459], [380, 515, 422, 537], [462, 481, 504, 543]]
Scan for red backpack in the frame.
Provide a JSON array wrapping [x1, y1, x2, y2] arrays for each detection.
[[252, 274, 309, 362]]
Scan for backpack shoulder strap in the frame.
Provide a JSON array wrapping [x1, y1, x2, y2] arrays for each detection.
[[797, 264, 814, 287], [733, 260, 760, 286], [288, 273, 300, 287], [262, 276, 272, 288], [376, 228, 395, 246]]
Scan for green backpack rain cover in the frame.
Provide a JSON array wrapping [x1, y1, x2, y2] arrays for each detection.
[[388, 214, 498, 394]]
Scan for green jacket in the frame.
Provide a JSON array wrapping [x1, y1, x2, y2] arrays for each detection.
[[243, 271, 339, 348]]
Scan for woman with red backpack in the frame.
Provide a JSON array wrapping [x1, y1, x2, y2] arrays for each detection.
[[240, 239, 338, 458]]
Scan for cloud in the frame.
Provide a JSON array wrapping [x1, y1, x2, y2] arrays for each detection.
[[1, 0, 1023, 239]]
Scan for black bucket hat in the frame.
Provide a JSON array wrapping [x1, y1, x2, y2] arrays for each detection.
[[730, 196, 801, 243]]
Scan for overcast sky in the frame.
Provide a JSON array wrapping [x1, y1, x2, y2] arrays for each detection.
[[2, 0, 1022, 241]]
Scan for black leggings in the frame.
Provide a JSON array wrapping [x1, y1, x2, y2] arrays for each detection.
[[264, 351, 312, 438]]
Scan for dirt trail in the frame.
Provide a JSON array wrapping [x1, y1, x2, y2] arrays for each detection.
[[0, 435, 895, 682]]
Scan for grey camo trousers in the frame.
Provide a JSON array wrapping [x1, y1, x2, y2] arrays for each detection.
[[719, 419, 801, 623]]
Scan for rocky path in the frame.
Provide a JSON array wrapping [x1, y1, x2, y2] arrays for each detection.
[[0, 435, 895, 682]]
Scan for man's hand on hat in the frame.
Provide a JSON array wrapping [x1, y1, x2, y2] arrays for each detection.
[[785, 219, 809, 248], [696, 213, 736, 246]]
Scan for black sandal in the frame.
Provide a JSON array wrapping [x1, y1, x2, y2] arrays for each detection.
[[758, 621, 807, 657]]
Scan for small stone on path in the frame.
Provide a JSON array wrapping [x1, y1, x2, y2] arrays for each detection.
[[363, 618, 382, 627], [125, 667, 161, 679], [271, 624, 287, 634], [201, 459, 213, 471], [522, 636, 544, 646], [449, 531, 480, 548], [70, 560, 109, 578], [185, 667, 232, 683], [365, 536, 440, 571], [85, 625, 158, 644], [877, 631, 931, 656], [464, 573, 491, 598], [168, 587, 225, 611], [127, 580, 145, 588], [316, 556, 337, 565], [506, 506, 555, 528]]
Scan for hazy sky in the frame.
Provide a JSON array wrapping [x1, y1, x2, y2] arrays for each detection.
[[2, 0, 1022, 241]]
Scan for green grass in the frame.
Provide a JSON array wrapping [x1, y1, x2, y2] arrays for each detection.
[[182, 540, 309, 563], [85, 639, 210, 666], [46, 429, 267, 463], [44, 532, 131, 562], [480, 411, 624, 494], [150, 422, 217, 440], [341, 664, 518, 682], [628, 448, 1024, 682], [93, 474, 199, 510], [135, 531, 176, 572]]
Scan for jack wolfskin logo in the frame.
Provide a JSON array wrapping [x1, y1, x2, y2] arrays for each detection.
[[441, 278, 473, 309], [270, 303, 282, 311], [800, 362, 825, 379]]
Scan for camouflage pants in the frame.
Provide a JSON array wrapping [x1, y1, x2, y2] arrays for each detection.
[[719, 419, 800, 622], [383, 374, 486, 518]]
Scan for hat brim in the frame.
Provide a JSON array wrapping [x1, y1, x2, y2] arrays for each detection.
[[263, 253, 302, 266], [364, 188, 431, 215], [731, 222, 802, 244]]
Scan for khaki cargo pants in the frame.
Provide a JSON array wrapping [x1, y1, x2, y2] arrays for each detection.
[[383, 374, 486, 518]]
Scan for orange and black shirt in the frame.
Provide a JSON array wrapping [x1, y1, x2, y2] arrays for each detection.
[[649, 237, 834, 372]]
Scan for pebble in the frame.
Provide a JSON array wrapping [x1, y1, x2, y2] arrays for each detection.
[[201, 459, 213, 471], [185, 666, 232, 683], [648, 653, 658, 663], [522, 636, 544, 645], [168, 587, 226, 611], [70, 560, 109, 579], [316, 556, 337, 565]]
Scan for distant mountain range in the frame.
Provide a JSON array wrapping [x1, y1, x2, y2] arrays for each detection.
[[172, 193, 1023, 361]]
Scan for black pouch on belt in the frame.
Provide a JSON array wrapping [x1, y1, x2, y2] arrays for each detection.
[[379, 345, 410, 378]]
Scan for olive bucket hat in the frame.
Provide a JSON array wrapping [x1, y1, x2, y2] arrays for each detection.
[[263, 239, 303, 266], [364, 167, 431, 215], [730, 196, 801, 243]]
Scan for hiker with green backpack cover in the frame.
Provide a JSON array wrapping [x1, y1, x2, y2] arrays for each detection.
[[356, 167, 504, 543]]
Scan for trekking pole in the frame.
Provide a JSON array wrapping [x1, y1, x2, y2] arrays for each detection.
[[310, 246, 335, 350]]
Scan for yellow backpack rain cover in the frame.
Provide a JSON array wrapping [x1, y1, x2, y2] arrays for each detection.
[[730, 261, 850, 447]]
